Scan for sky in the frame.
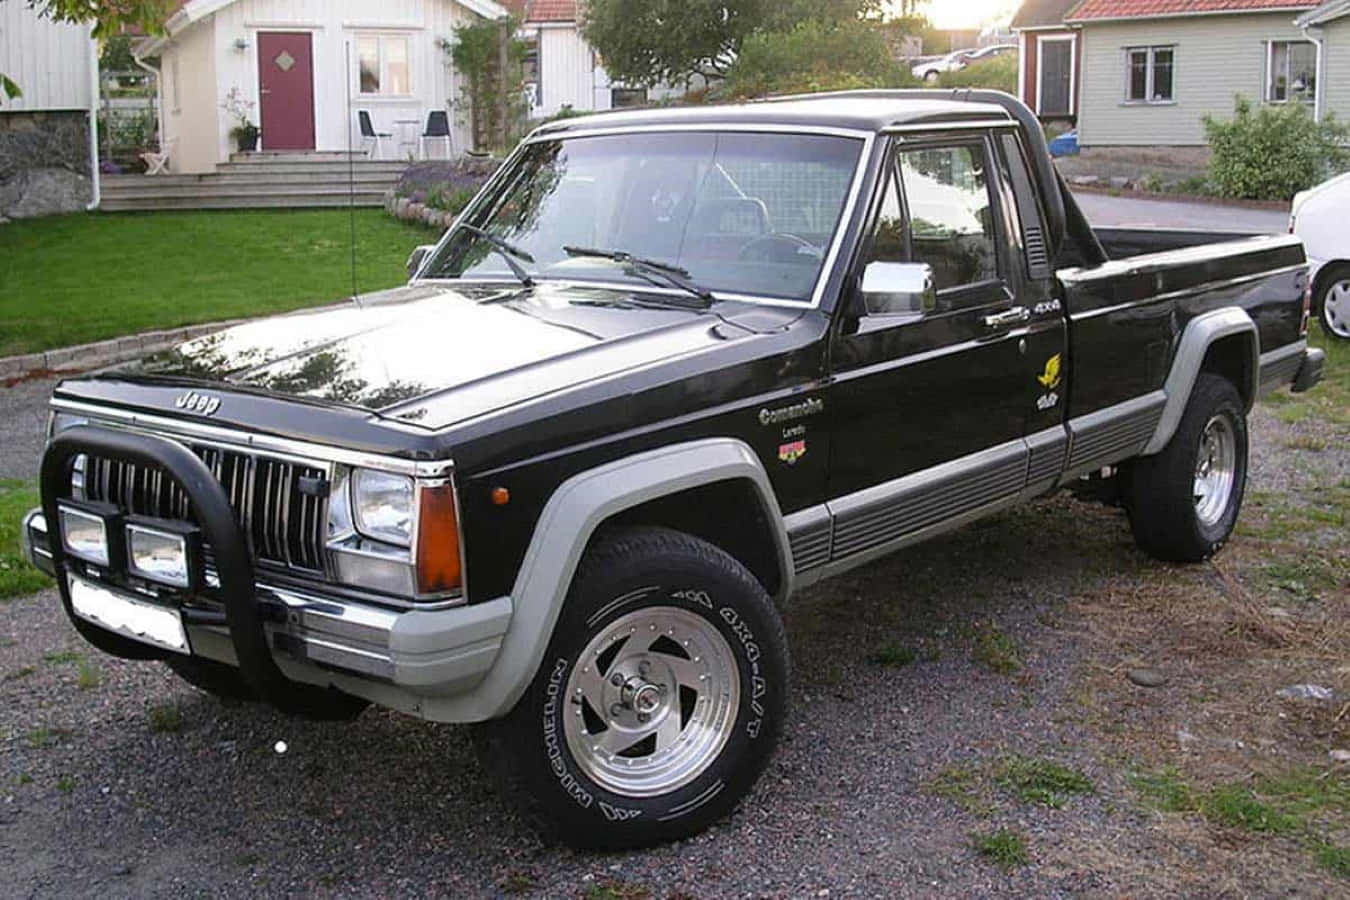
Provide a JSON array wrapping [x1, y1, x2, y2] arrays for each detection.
[[890, 0, 1022, 29]]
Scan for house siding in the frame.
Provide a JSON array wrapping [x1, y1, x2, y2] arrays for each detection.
[[164, 18, 219, 174], [1077, 12, 1313, 146], [1323, 18, 1350, 122], [1, 3, 95, 111], [162, 0, 479, 172], [535, 24, 610, 116]]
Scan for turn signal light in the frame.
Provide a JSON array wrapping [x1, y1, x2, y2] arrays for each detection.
[[415, 482, 463, 595]]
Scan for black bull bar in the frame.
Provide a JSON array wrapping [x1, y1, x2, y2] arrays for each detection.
[[41, 425, 294, 702]]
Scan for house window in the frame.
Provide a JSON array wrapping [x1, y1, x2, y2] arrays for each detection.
[[1125, 46, 1174, 103], [611, 87, 647, 109], [1268, 41, 1316, 104], [358, 35, 411, 96]]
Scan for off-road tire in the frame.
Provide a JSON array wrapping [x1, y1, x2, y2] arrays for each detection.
[[1126, 373, 1248, 562], [474, 526, 789, 850]]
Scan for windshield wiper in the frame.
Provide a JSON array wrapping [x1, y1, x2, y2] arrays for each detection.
[[563, 246, 714, 308], [460, 224, 535, 288]]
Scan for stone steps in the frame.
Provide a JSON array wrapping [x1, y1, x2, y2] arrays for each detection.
[[98, 157, 403, 212]]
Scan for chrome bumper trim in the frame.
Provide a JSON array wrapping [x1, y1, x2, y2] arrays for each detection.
[[20, 509, 55, 577]]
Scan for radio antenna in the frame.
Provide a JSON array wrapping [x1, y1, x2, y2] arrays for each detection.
[[344, 40, 362, 309]]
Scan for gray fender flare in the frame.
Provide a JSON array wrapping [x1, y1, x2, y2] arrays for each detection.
[[1142, 307, 1258, 455], [430, 438, 792, 723]]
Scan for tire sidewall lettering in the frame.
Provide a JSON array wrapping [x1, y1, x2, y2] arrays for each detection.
[[537, 582, 776, 821]]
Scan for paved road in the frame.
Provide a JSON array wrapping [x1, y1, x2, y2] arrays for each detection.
[[1073, 191, 1290, 234], [0, 376, 57, 482]]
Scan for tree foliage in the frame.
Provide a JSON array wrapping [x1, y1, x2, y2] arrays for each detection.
[[938, 54, 1017, 94], [582, 0, 878, 88], [19, 0, 172, 37], [1203, 96, 1350, 200], [721, 18, 914, 99], [449, 16, 528, 152]]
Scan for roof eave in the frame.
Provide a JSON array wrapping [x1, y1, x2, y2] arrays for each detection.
[[1067, 5, 1317, 24], [1296, 1, 1350, 26]]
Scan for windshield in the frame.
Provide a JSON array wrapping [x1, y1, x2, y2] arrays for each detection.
[[422, 130, 865, 303]]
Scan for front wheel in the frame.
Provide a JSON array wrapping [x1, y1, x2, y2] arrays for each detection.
[[1125, 373, 1248, 562], [1315, 263, 1350, 341], [475, 527, 789, 850]]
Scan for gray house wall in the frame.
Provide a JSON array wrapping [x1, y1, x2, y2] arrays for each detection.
[[1324, 17, 1350, 122], [1076, 12, 1317, 147]]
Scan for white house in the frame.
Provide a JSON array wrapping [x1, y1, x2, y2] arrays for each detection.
[[134, 0, 510, 174], [513, 0, 682, 119], [0, 2, 101, 216]]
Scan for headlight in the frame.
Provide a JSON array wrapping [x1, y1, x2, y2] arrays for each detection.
[[58, 501, 120, 567], [352, 469, 415, 547], [125, 520, 199, 589]]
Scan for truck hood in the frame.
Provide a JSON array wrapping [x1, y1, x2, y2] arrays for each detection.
[[121, 281, 799, 428]]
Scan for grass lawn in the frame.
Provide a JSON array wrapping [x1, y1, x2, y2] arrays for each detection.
[[1, 480, 49, 600], [0, 209, 429, 357]]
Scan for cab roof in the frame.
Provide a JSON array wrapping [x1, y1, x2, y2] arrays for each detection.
[[531, 91, 1015, 139]]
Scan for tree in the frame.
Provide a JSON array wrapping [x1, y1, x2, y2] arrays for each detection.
[[581, 0, 877, 88], [2, 0, 170, 101], [722, 18, 914, 99]]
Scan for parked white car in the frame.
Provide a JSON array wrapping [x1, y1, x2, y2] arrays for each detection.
[[964, 43, 1018, 64], [1291, 171, 1350, 340], [911, 49, 974, 83]]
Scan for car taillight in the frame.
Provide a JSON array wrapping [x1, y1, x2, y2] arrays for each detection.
[[415, 481, 463, 595]]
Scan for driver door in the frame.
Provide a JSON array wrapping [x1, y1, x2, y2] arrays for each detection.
[[825, 133, 1031, 559]]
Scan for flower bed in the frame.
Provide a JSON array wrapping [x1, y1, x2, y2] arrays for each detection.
[[384, 159, 497, 229]]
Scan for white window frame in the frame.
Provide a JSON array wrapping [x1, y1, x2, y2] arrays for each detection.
[[1123, 45, 1175, 105], [357, 32, 413, 98], [1035, 34, 1076, 117], [1265, 40, 1316, 105]]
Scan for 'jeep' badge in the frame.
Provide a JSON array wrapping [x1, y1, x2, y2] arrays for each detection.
[[175, 391, 221, 417]]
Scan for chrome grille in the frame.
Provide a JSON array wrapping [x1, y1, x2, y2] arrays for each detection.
[[84, 446, 329, 574]]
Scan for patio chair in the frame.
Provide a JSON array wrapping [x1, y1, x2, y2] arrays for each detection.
[[420, 110, 452, 160], [358, 111, 391, 159], [140, 137, 177, 175]]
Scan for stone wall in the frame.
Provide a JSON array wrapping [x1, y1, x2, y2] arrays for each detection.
[[0, 110, 92, 220]]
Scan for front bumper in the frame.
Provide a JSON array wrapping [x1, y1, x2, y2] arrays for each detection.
[[23, 507, 511, 699]]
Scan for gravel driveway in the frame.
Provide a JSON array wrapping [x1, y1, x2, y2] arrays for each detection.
[[3, 395, 1345, 897]]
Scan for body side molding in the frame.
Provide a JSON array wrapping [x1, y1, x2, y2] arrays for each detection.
[[422, 438, 793, 722], [1142, 308, 1258, 456]]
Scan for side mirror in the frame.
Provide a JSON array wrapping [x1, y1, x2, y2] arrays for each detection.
[[406, 245, 435, 280], [859, 261, 937, 316]]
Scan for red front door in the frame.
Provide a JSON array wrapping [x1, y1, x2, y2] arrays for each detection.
[[258, 32, 315, 151]]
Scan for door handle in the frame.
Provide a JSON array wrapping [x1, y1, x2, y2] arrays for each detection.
[[981, 307, 1031, 329]]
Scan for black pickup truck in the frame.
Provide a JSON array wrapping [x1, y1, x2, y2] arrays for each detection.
[[21, 90, 1324, 848]]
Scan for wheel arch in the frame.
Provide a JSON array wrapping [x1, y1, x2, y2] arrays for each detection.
[[426, 438, 792, 723], [1142, 308, 1258, 456], [1311, 259, 1350, 312]]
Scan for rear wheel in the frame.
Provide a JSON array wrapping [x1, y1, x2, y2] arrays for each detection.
[[1315, 263, 1350, 341], [475, 527, 789, 850], [1126, 373, 1248, 562]]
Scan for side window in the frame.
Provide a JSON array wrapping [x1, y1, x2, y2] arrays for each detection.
[[897, 143, 1000, 293], [864, 168, 906, 264]]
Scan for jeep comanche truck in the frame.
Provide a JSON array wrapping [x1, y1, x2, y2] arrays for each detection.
[[20, 90, 1324, 848]]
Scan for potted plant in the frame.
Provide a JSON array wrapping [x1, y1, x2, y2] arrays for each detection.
[[221, 87, 260, 152]]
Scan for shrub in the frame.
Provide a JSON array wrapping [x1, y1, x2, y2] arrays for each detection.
[[722, 19, 916, 100], [939, 54, 1017, 94], [1203, 96, 1350, 200]]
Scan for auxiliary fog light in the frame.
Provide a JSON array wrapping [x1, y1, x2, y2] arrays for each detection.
[[125, 520, 200, 589], [58, 502, 119, 567]]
